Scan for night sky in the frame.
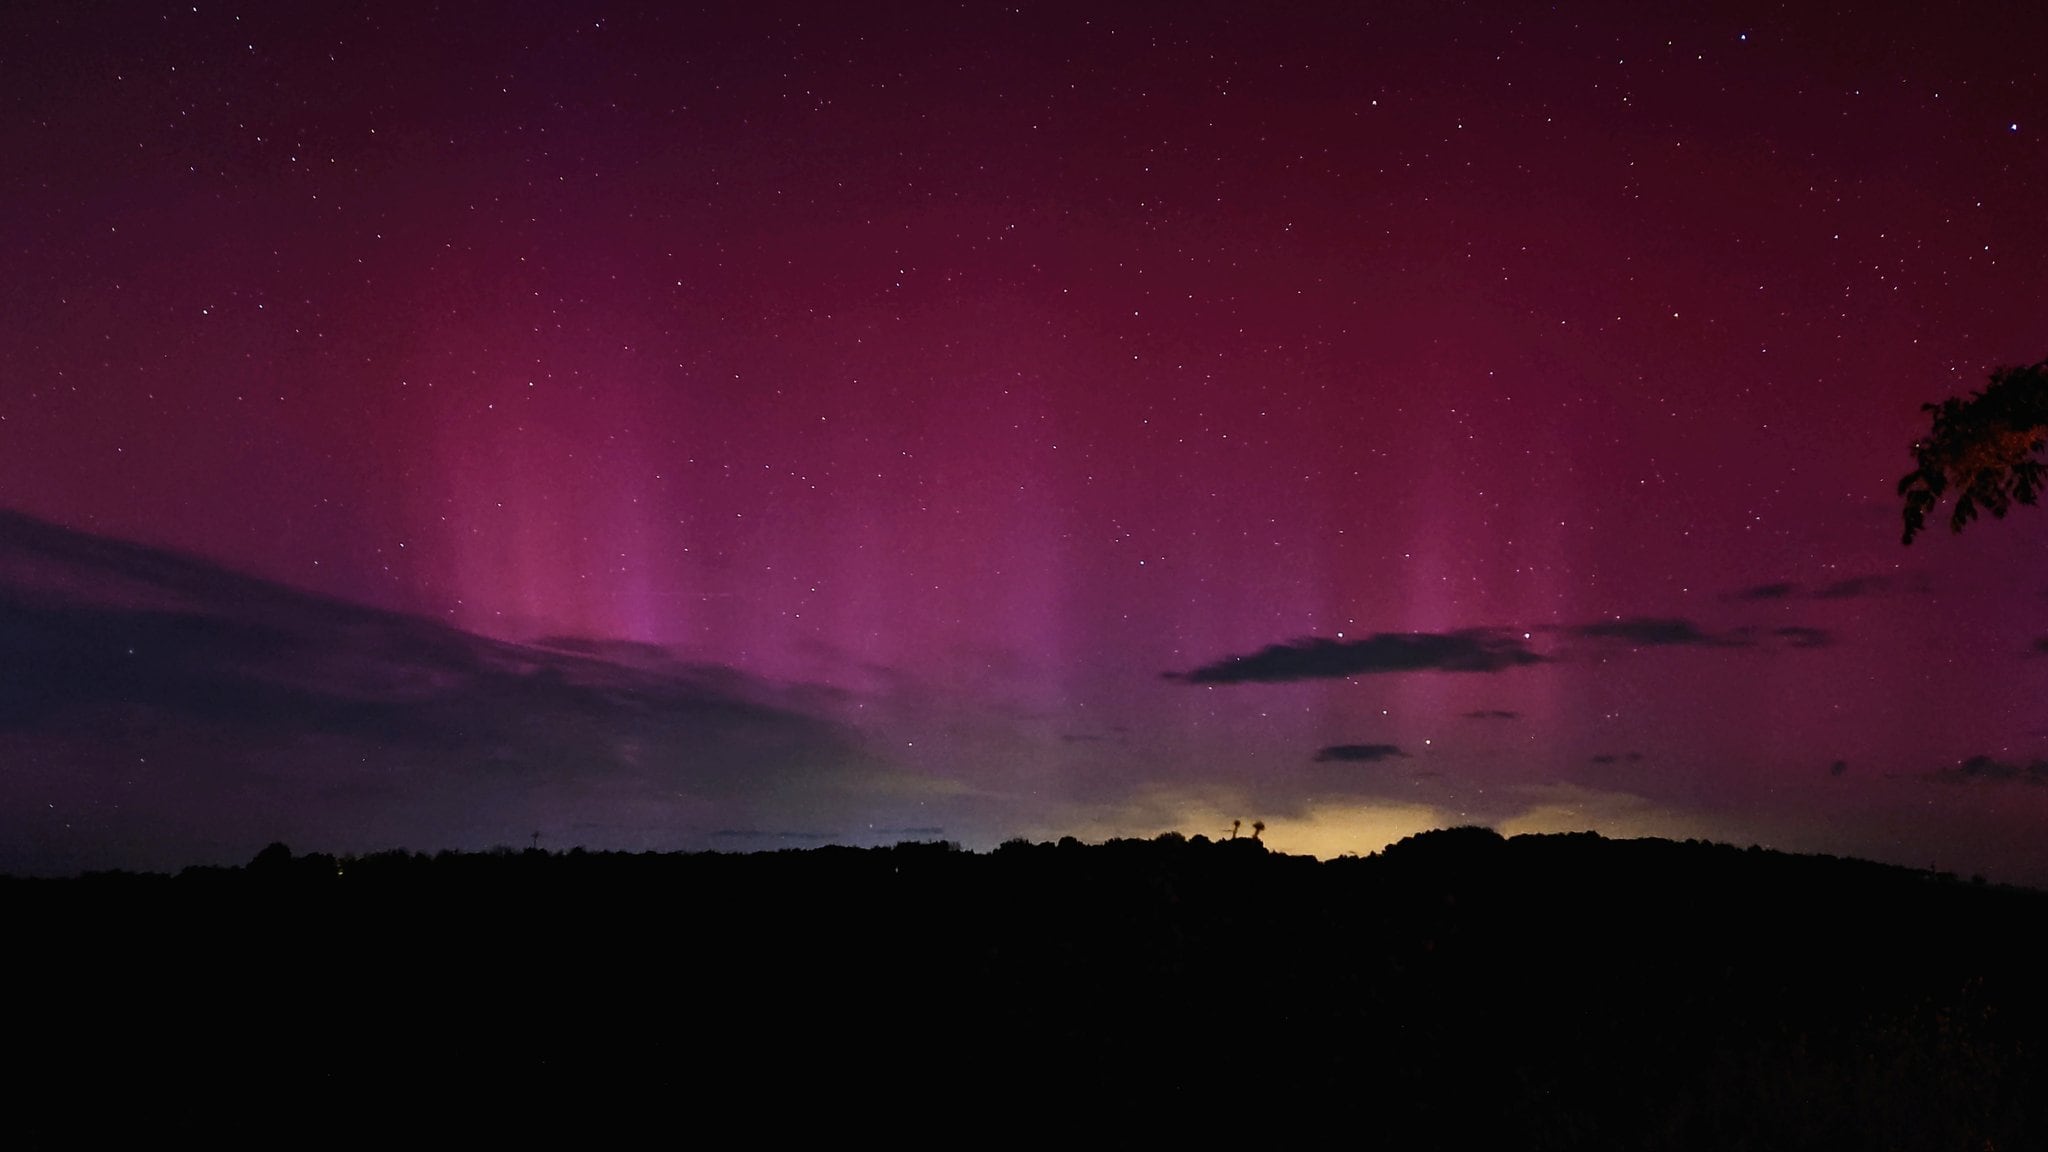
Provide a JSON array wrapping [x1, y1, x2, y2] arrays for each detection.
[[5, 1, 2048, 880]]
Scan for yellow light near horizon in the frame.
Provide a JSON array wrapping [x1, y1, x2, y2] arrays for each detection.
[[1053, 792, 1449, 859], [1261, 800, 1450, 859]]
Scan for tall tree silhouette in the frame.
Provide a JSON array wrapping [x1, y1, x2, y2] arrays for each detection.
[[1900, 360, 2048, 544]]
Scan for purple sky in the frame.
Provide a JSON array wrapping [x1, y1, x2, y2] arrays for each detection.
[[4, 1, 2047, 879]]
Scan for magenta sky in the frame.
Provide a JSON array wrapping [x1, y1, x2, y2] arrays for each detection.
[[5, 1, 2047, 879]]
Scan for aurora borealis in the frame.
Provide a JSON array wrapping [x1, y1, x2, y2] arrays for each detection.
[[4, 1, 2047, 880]]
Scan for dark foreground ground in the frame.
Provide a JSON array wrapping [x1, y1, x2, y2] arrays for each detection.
[[11, 828, 2046, 1145]]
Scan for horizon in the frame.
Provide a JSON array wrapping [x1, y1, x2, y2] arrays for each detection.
[[32, 818, 2044, 893]]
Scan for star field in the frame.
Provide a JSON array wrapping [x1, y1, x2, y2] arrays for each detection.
[[3, 1, 2046, 878]]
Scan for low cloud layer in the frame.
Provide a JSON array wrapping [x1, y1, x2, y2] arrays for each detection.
[[1568, 617, 1832, 651], [1815, 576, 1890, 600], [1931, 755, 2048, 786], [1178, 613, 1833, 686], [1168, 630, 1543, 684], [1773, 626, 1833, 649], [1569, 617, 1728, 647], [1313, 743, 1409, 763], [1726, 576, 1890, 602], [1730, 582, 1799, 602]]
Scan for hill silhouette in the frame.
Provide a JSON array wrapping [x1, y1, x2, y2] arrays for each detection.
[[11, 829, 2043, 1143]]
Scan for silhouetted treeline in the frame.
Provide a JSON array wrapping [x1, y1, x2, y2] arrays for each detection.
[[10, 829, 2044, 1146]]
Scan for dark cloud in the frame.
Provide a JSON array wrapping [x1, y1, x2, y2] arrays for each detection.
[[1730, 581, 1800, 601], [1569, 617, 1729, 647], [1568, 617, 1827, 651], [0, 510, 892, 872], [1724, 576, 1889, 602], [1463, 709, 1520, 720], [1814, 575, 1890, 600], [1168, 630, 1543, 684], [1930, 755, 2048, 786], [1314, 743, 1409, 763], [2031, 638, 2048, 656], [1773, 626, 1834, 649], [1184, 614, 1832, 685], [1590, 752, 1645, 765], [0, 585, 866, 798], [1830, 759, 1849, 777]]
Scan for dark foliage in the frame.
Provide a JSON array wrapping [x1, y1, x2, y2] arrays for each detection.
[[8, 832, 2046, 1143], [1900, 360, 2048, 544]]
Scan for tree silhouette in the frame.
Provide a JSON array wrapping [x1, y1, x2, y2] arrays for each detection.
[[1900, 360, 2048, 544], [1251, 820, 1265, 841], [1229, 819, 1241, 840]]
